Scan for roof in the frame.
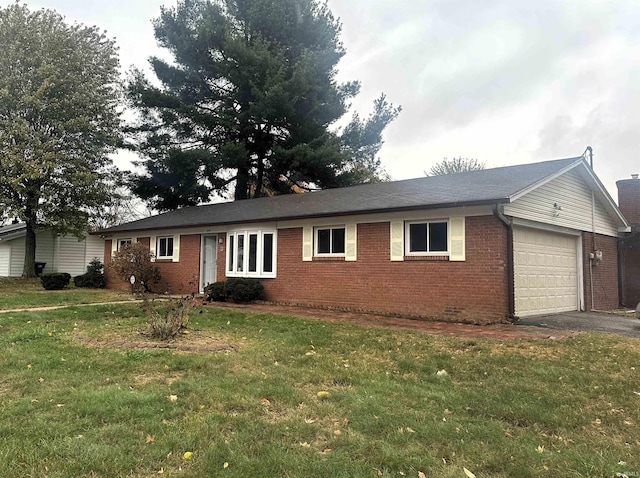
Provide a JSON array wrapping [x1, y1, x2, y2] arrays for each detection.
[[97, 156, 621, 234], [0, 223, 26, 242]]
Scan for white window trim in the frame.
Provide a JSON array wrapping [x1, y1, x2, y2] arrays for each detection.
[[112, 237, 136, 256], [156, 236, 175, 260], [314, 225, 346, 257], [405, 219, 450, 256], [226, 229, 277, 279]]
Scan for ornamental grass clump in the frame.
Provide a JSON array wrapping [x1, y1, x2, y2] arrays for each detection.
[[144, 295, 197, 341]]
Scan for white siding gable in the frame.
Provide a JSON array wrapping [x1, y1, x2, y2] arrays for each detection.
[[504, 169, 618, 237]]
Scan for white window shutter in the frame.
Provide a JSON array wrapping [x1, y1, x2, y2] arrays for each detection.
[[111, 239, 117, 256], [345, 224, 357, 261], [302, 227, 313, 261], [149, 235, 156, 262], [172, 235, 180, 262], [449, 217, 466, 261], [390, 221, 404, 261]]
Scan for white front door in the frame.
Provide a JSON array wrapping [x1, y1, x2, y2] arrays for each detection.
[[202, 235, 218, 290]]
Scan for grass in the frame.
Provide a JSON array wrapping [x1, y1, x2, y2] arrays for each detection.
[[0, 277, 130, 310], [0, 298, 639, 478]]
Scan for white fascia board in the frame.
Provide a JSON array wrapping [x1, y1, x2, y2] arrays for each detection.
[[509, 158, 584, 203], [275, 205, 494, 230]]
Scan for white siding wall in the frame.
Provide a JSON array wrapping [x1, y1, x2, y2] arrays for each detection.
[[85, 235, 105, 264], [8, 237, 25, 277], [35, 231, 56, 274], [0, 243, 10, 276], [504, 169, 618, 237], [56, 236, 87, 276], [4, 231, 105, 277]]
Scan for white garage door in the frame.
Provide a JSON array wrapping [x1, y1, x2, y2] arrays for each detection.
[[514, 227, 579, 317], [0, 244, 10, 277]]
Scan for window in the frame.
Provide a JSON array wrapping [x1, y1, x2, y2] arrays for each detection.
[[406, 221, 448, 255], [117, 238, 132, 251], [315, 226, 345, 256], [227, 229, 277, 278], [157, 236, 174, 259]]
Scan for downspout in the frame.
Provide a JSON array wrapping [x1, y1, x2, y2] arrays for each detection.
[[493, 204, 516, 321], [590, 191, 596, 311]]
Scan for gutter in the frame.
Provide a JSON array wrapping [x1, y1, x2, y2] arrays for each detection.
[[492, 204, 516, 321]]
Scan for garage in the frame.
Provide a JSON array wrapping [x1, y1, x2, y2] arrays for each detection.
[[513, 226, 580, 317]]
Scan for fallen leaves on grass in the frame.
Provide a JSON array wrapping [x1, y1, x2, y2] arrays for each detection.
[[463, 467, 477, 478], [166, 395, 178, 402]]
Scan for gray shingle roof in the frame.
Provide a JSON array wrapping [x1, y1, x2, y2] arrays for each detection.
[[97, 157, 582, 234]]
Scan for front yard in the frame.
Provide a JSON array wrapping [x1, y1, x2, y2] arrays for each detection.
[[0, 286, 639, 477]]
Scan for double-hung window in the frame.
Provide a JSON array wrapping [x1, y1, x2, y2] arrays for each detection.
[[227, 230, 276, 278], [117, 238, 132, 251], [315, 226, 345, 256], [406, 220, 448, 255], [156, 236, 174, 259]]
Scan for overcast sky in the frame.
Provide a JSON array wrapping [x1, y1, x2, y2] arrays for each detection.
[[6, 0, 639, 200]]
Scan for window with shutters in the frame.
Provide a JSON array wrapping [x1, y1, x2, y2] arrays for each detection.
[[315, 226, 345, 256], [117, 238, 132, 251], [227, 230, 276, 278], [156, 236, 174, 259], [405, 220, 449, 256]]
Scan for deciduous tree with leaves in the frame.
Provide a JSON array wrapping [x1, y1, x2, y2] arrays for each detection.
[[127, 0, 400, 210], [426, 157, 485, 176], [0, 4, 122, 276]]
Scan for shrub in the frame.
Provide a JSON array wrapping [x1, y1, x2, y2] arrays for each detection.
[[205, 278, 264, 303], [204, 281, 226, 302], [109, 243, 160, 293], [40, 273, 71, 290], [74, 258, 106, 289], [226, 278, 265, 303], [144, 295, 196, 340]]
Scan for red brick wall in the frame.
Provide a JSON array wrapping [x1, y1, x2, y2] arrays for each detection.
[[617, 178, 640, 225], [620, 239, 640, 307], [104, 235, 203, 294], [262, 216, 510, 324], [582, 233, 620, 311]]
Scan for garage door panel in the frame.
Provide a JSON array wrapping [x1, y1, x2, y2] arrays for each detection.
[[514, 227, 579, 317]]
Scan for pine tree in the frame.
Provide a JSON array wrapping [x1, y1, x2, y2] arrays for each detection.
[[128, 0, 400, 209]]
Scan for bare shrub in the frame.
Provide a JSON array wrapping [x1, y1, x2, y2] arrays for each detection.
[[109, 243, 160, 292], [143, 295, 197, 341]]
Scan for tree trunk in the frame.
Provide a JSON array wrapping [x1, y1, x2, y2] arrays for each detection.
[[235, 166, 250, 200], [22, 218, 37, 277]]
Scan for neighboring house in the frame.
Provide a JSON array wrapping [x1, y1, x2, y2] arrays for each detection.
[[95, 157, 628, 324], [0, 223, 104, 277], [617, 175, 640, 307]]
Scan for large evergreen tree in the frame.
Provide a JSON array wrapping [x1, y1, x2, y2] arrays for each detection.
[[0, 4, 122, 276], [128, 0, 400, 209]]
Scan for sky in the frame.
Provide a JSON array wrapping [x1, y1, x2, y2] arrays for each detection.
[[5, 0, 640, 201]]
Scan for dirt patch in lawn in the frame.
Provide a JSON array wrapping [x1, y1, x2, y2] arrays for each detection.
[[74, 328, 239, 354]]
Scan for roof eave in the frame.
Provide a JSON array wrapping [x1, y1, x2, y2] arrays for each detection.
[[92, 198, 511, 236]]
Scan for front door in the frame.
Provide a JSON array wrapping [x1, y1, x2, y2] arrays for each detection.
[[202, 235, 217, 290]]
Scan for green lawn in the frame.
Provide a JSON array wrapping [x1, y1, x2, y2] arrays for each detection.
[[0, 300, 639, 477], [0, 277, 131, 310]]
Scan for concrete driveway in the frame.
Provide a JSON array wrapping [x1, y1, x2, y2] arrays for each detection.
[[517, 311, 640, 338]]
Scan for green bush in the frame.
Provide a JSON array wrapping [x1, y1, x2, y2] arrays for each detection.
[[74, 258, 106, 288], [204, 278, 265, 303], [40, 273, 71, 290], [204, 281, 226, 302]]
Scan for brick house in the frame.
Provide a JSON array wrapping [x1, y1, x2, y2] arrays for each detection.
[[95, 156, 627, 324], [617, 175, 640, 307]]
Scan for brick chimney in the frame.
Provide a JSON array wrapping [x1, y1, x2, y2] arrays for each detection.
[[617, 174, 640, 225]]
